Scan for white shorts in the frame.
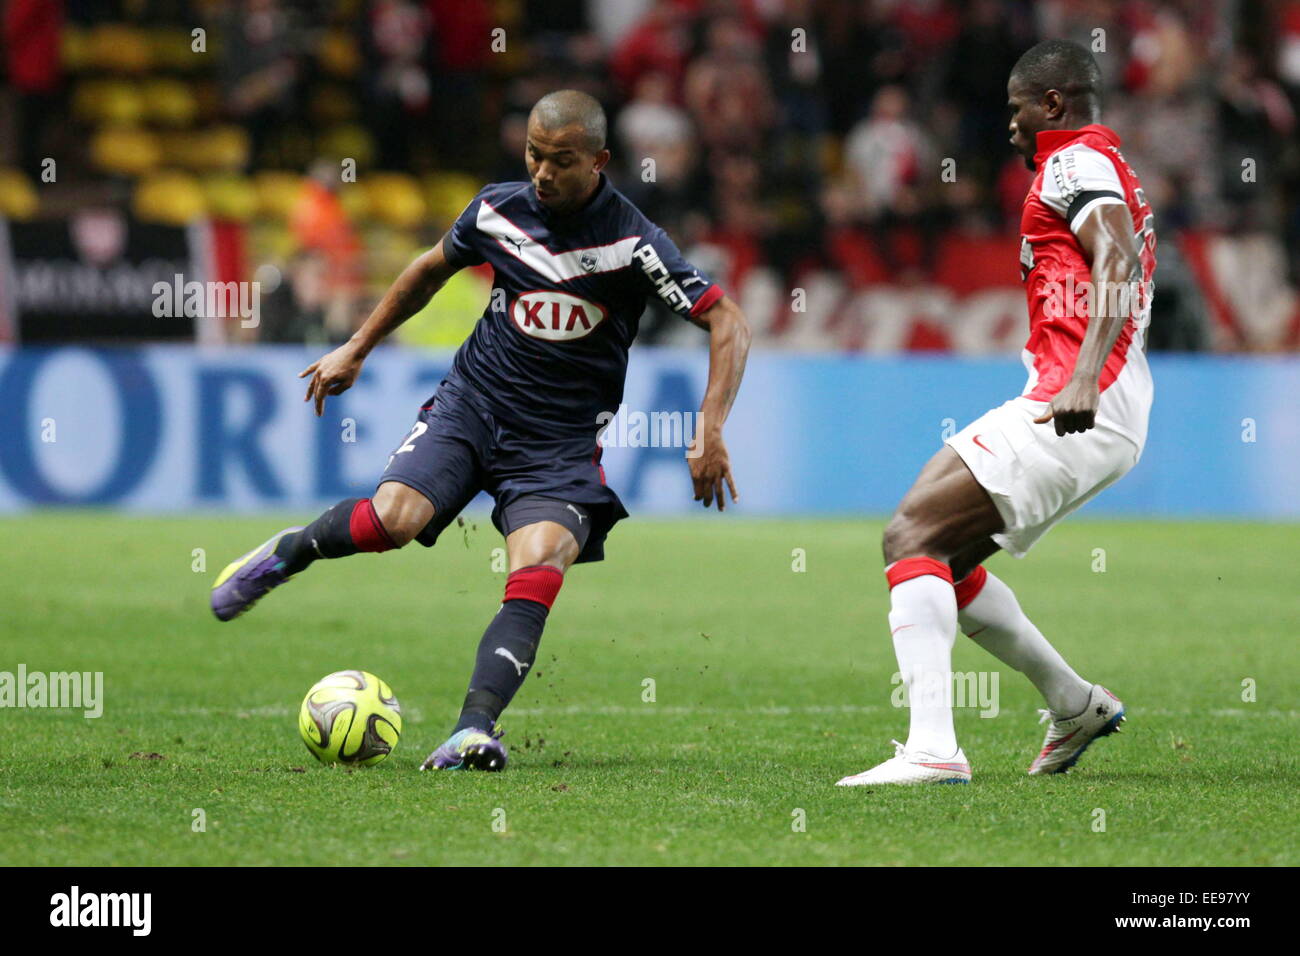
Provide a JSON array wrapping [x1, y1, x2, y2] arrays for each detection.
[[945, 397, 1141, 558]]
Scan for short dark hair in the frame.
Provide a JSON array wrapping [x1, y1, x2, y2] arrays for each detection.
[[529, 89, 607, 153], [1010, 39, 1103, 114]]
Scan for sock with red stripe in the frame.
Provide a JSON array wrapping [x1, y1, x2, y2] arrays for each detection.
[[886, 557, 960, 757], [274, 497, 396, 575], [955, 566, 1091, 716], [454, 565, 564, 733]]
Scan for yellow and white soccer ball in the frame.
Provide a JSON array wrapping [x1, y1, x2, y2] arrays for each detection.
[[298, 670, 402, 766]]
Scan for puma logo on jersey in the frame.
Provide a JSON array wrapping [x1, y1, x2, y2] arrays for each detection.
[[511, 290, 609, 341], [495, 647, 530, 676], [566, 504, 586, 524]]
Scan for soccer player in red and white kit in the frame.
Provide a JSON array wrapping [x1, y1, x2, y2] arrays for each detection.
[[838, 40, 1156, 785]]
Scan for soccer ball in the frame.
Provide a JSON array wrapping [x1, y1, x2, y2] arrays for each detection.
[[298, 670, 402, 766]]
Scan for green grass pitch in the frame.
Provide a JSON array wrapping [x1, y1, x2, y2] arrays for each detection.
[[1, 513, 1296, 866]]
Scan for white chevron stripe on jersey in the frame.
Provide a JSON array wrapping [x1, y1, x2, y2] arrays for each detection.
[[477, 200, 641, 283]]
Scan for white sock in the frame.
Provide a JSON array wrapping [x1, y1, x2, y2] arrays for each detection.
[[957, 570, 1091, 717], [888, 571, 959, 757]]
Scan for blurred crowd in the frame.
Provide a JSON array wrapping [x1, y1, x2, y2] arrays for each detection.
[[3, 0, 1300, 350]]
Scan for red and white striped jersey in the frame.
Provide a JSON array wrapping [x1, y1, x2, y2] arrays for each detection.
[[1018, 123, 1157, 447]]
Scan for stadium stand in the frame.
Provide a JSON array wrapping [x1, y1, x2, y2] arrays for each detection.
[[1, 0, 1297, 350]]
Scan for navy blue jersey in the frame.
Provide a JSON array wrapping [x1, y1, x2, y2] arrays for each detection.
[[440, 174, 723, 436]]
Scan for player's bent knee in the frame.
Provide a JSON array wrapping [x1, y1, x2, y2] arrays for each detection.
[[372, 482, 435, 549], [510, 540, 576, 573], [507, 522, 580, 573], [378, 521, 416, 549]]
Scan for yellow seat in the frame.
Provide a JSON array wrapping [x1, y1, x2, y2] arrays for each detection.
[[147, 27, 201, 70], [89, 24, 152, 73], [142, 78, 198, 127], [360, 224, 421, 293], [336, 182, 372, 222], [317, 124, 376, 169], [90, 127, 162, 176], [73, 79, 146, 126], [196, 126, 252, 172], [253, 171, 306, 220], [0, 168, 39, 220], [366, 173, 427, 229], [61, 27, 93, 72], [158, 126, 250, 172], [201, 174, 258, 221], [363, 224, 421, 264], [133, 170, 207, 225], [248, 219, 297, 263], [423, 172, 481, 225]]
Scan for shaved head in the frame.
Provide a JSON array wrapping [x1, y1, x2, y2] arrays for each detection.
[[529, 89, 607, 153], [1010, 39, 1103, 117], [1007, 39, 1104, 168], [524, 89, 611, 213]]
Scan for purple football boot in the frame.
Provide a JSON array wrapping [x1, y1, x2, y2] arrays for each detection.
[[210, 527, 303, 621], [419, 727, 508, 772]]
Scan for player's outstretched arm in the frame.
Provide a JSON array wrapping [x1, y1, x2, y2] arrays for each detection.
[[688, 294, 752, 511], [300, 236, 462, 416], [1034, 202, 1142, 436]]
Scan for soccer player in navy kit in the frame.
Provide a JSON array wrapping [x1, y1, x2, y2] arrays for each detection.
[[210, 90, 752, 771]]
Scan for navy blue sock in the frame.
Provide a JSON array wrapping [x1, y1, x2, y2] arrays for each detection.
[[455, 598, 550, 733], [274, 497, 365, 575]]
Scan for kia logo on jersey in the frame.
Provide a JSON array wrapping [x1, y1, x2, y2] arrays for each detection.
[[511, 290, 609, 341]]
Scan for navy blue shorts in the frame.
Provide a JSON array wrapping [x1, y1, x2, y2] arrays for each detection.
[[378, 377, 628, 564]]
